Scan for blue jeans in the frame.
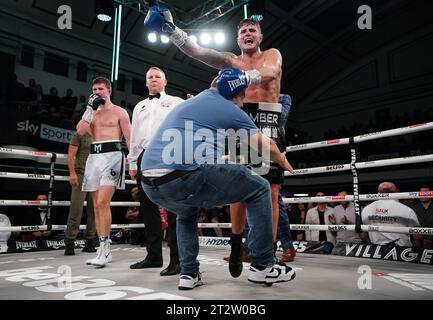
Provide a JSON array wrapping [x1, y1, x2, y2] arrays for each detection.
[[243, 191, 294, 253], [277, 192, 294, 250], [142, 163, 275, 275]]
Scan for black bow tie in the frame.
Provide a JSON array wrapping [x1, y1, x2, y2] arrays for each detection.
[[148, 93, 161, 100]]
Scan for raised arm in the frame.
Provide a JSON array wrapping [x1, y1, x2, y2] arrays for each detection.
[[144, 5, 236, 69]]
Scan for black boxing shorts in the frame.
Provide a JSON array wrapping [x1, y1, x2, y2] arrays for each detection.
[[241, 102, 286, 185]]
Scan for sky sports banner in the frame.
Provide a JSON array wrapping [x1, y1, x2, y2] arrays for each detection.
[[17, 120, 75, 144], [333, 242, 433, 265], [0, 108, 75, 151]]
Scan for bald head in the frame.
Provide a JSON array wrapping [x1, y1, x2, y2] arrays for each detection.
[[378, 182, 397, 193]]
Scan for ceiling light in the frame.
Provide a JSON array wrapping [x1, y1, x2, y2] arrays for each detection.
[[214, 32, 225, 45], [147, 32, 157, 42], [95, 0, 114, 22]]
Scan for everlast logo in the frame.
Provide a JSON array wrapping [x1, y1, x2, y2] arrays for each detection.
[[46, 240, 65, 249], [94, 144, 102, 153], [21, 226, 42, 231], [16, 241, 37, 250], [228, 77, 246, 91], [368, 215, 397, 222], [326, 165, 344, 170], [328, 225, 348, 231]]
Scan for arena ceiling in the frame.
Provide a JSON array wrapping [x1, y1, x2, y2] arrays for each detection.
[[2, 0, 432, 122]]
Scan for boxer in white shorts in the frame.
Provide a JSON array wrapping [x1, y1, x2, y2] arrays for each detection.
[[76, 77, 131, 267], [82, 140, 125, 191]]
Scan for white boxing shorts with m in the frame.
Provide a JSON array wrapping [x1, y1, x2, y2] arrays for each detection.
[[82, 141, 126, 192]]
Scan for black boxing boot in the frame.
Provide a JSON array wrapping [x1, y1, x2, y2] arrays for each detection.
[[228, 233, 243, 278], [64, 239, 75, 256]]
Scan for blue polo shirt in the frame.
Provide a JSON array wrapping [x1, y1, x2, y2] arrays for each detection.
[[141, 89, 258, 171]]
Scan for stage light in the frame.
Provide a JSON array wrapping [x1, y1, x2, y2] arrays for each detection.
[[160, 35, 170, 43], [148, 32, 157, 42], [95, 0, 114, 22], [214, 32, 225, 45], [200, 33, 211, 45], [248, 0, 265, 21]]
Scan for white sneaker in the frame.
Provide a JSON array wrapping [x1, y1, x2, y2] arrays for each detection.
[[248, 263, 296, 286], [86, 241, 112, 267], [178, 272, 203, 290]]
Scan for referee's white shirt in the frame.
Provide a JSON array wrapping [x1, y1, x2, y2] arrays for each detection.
[[127, 92, 184, 170], [361, 199, 419, 247]]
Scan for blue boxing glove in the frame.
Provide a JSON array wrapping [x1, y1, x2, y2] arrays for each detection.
[[144, 5, 188, 47], [216, 67, 248, 99], [143, 5, 175, 35]]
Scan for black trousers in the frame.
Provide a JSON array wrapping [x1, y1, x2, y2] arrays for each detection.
[[137, 151, 178, 264]]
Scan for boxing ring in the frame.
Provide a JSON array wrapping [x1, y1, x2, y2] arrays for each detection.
[[0, 121, 433, 300]]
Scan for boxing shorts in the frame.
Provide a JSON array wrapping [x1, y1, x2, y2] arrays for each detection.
[[240, 102, 286, 184], [82, 141, 125, 191]]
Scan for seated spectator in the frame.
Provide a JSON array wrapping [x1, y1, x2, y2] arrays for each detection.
[[305, 192, 336, 244], [411, 185, 433, 249], [43, 87, 60, 109], [6, 74, 26, 103], [125, 187, 145, 245], [21, 194, 56, 242], [289, 203, 307, 241], [361, 182, 423, 248], [0, 212, 11, 253], [328, 191, 362, 243], [60, 88, 77, 116], [24, 79, 37, 102], [75, 95, 87, 114], [205, 206, 224, 237]]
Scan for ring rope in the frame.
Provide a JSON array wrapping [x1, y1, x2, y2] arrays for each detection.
[[1, 223, 432, 235], [0, 190, 432, 207], [285, 121, 433, 152]]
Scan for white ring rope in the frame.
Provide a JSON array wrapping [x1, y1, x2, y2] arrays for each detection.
[[0, 191, 432, 207], [2, 153, 433, 182], [0, 147, 68, 159], [0, 171, 136, 185], [285, 154, 433, 176], [285, 121, 433, 152], [1, 223, 432, 235]]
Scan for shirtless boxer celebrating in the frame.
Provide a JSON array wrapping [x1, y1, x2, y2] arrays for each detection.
[[76, 77, 131, 267], [144, 6, 293, 277]]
